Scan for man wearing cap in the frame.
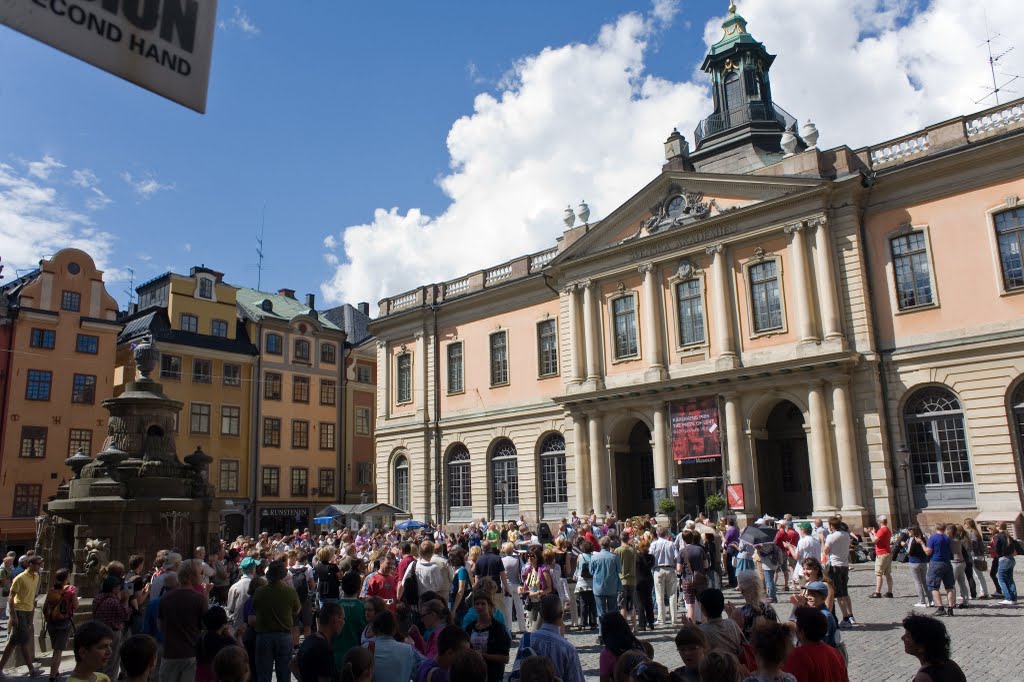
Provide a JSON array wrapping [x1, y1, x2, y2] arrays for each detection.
[[151, 552, 183, 599], [93, 574, 132, 678], [0, 555, 43, 677], [798, 581, 841, 649], [867, 515, 894, 599], [227, 557, 260, 632]]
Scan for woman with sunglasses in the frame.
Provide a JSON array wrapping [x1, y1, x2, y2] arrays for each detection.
[[521, 545, 554, 631]]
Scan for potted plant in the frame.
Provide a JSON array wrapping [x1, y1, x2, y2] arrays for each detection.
[[657, 496, 677, 528], [704, 493, 726, 521]]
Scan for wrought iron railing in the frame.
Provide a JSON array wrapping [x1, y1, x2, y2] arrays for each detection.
[[693, 102, 796, 147]]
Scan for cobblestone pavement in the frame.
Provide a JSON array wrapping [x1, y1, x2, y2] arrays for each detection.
[[2, 563, 1020, 681]]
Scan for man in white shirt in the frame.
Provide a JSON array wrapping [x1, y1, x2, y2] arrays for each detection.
[[413, 540, 452, 597], [823, 516, 855, 628], [791, 522, 821, 588], [649, 527, 681, 626]]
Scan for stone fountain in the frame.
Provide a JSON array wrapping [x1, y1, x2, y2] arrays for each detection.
[[46, 336, 223, 597]]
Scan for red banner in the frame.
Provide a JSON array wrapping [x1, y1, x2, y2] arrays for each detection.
[[670, 397, 721, 462], [726, 483, 745, 510]]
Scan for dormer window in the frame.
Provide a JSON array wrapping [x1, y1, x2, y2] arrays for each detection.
[[198, 277, 213, 300]]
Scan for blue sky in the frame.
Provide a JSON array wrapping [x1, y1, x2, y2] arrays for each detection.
[[1, 1, 1022, 309]]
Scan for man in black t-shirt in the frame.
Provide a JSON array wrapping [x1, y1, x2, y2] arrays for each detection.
[[473, 542, 511, 596], [294, 601, 344, 682]]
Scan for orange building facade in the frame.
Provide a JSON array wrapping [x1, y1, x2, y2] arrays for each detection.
[[0, 249, 120, 548]]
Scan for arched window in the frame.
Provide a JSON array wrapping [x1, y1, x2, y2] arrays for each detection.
[[904, 387, 974, 507], [724, 72, 743, 114], [1011, 382, 1024, 469], [448, 444, 472, 519], [540, 433, 567, 519], [393, 455, 409, 511], [491, 438, 519, 520]]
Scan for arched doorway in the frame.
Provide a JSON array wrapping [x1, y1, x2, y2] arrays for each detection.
[[613, 421, 655, 519], [755, 400, 812, 518]]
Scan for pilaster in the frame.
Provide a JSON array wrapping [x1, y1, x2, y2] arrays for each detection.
[[784, 221, 819, 345], [707, 244, 739, 369]]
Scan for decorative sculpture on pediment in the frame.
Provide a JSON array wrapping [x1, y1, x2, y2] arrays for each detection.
[[623, 187, 717, 243]]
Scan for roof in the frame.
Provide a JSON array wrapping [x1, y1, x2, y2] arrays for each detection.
[[1, 269, 40, 296], [321, 303, 373, 346], [118, 306, 258, 355], [315, 503, 404, 517], [236, 288, 343, 332]]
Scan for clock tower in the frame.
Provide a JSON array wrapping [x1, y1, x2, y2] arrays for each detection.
[[690, 2, 800, 172]]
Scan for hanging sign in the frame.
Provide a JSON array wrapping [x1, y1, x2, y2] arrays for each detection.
[[0, 0, 218, 113], [671, 397, 722, 463], [726, 483, 745, 510]]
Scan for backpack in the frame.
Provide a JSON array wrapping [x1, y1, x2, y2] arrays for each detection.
[[43, 587, 73, 624], [401, 561, 419, 607], [579, 554, 592, 580], [290, 567, 310, 603], [507, 631, 539, 682]]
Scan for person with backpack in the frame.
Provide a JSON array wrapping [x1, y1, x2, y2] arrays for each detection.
[[509, 594, 583, 682], [289, 552, 316, 642], [43, 568, 79, 682]]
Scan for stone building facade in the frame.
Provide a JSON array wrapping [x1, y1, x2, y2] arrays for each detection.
[[370, 7, 1024, 532]]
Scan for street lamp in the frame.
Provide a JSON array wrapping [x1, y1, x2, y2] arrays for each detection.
[[896, 444, 912, 528], [498, 476, 508, 524]]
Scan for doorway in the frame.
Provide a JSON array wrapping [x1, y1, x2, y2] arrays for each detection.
[[755, 400, 813, 518], [614, 421, 655, 519]]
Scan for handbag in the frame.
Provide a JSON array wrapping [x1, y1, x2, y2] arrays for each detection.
[[974, 557, 988, 572]]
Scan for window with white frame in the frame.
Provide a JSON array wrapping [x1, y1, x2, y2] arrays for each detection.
[[490, 331, 509, 386], [612, 295, 639, 358], [355, 407, 371, 435], [190, 403, 211, 434], [219, 460, 239, 493], [447, 444, 472, 512], [447, 342, 464, 394], [995, 206, 1024, 290], [221, 406, 240, 436], [904, 387, 972, 487], [396, 354, 412, 403], [748, 260, 783, 333], [539, 433, 568, 508], [675, 279, 706, 346], [490, 438, 519, 508], [890, 231, 934, 309], [393, 456, 410, 510], [537, 320, 558, 377]]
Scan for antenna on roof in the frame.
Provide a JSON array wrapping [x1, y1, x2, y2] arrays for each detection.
[[975, 12, 1020, 105], [256, 203, 266, 291], [123, 267, 136, 306]]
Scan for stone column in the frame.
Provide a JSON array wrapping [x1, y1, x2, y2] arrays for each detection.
[[724, 394, 747, 501], [588, 414, 606, 513], [832, 378, 865, 511], [652, 403, 670, 491], [581, 280, 602, 384], [812, 216, 843, 341], [807, 382, 838, 513], [784, 222, 819, 344], [573, 414, 592, 512], [640, 263, 666, 376], [706, 244, 738, 367], [566, 284, 585, 384]]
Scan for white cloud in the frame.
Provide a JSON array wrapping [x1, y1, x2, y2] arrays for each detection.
[[321, 0, 1024, 307], [27, 155, 65, 180], [71, 168, 113, 210], [0, 162, 118, 279], [70, 168, 98, 188], [184, 243, 192, 253], [219, 5, 260, 35], [120, 171, 175, 199]]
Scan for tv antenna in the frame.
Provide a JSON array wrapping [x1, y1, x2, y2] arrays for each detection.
[[123, 267, 136, 306], [256, 203, 266, 290], [975, 15, 1020, 105]]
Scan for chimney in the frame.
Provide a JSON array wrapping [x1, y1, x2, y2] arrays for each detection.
[[358, 302, 369, 316], [277, 288, 295, 299], [305, 293, 316, 310]]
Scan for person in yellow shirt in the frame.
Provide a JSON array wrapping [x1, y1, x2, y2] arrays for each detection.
[[66, 621, 115, 682], [0, 555, 43, 678]]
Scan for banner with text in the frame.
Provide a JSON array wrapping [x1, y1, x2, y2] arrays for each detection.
[[671, 397, 722, 463], [1, 0, 218, 113]]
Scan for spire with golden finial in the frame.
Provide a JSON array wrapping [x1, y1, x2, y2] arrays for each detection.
[[728, 1, 737, 13]]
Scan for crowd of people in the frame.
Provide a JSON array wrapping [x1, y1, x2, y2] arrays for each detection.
[[0, 508, 1015, 682]]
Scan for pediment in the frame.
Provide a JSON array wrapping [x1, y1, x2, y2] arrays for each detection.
[[552, 170, 824, 266]]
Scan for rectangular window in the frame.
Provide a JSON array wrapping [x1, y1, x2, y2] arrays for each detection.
[[263, 417, 281, 447], [292, 420, 309, 449], [20, 426, 47, 458], [61, 290, 81, 312], [356, 365, 372, 383], [292, 376, 310, 403], [192, 359, 212, 384], [749, 261, 784, 333], [676, 279, 706, 346], [75, 334, 99, 354], [319, 422, 336, 450], [26, 369, 52, 400], [537, 320, 558, 377], [396, 354, 412, 403], [189, 403, 211, 434], [358, 462, 372, 486], [12, 484, 42, 518], [211, 319, 229, 337], [890, 232, 934, 309], [198, 278, 214, 299], [221, 406, 240, 436], [223, 363, 241, 387], [68, 428, 91, 456], [318, 469, 335, 497], [261, 467, 280, 496], [264, 372, 282, 400], [321, 343, 336, 364], [318, 379, 336, 406], [490, 331, 509, 386], [355, 407, 371, 436], [291, 468, 308, 497], [30, 328, 55, 349], [219, 460, 240, 493], [447, 343, 464, 394], [71, 373, 96, 404], [294, 339, 310, 362], [180, 313, 198, 333], [161, 355, 182, 380], [612, 296, 639, 358], [265, 333, 282, 354], [995, 207, 1024, 290]]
